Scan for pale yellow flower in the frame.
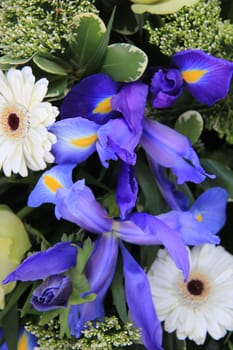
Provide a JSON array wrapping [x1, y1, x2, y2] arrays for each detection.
[[131, 0, 200, 14]]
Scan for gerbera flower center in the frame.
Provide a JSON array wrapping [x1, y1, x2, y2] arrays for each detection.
[[0, 103, 30, 139], [180, 271, 211, 303]]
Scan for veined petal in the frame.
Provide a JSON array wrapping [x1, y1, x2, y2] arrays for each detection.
[[55, 179, 114, 233], [60, 73, 120, 124], [171, 49, 233, 105], [97, 119, 140, 167], [111, 81, 148, 132], [50, 117, 99, 164], [116, 163, 138, 220], [69, 235, 118, 338], [190, 187, 228, 234], [127, 212, 189, 279], [120, 243, 163, 350], [2, 242, 77, 283], [141, 118, 214, 184], [27, 164, 75, 207]]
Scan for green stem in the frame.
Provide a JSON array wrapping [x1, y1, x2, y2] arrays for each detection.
[[17, 206, 35, 220]]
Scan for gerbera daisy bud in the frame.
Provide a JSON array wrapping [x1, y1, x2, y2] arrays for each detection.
[[147, 244, 233, 345], [0, 66, 59, 177]]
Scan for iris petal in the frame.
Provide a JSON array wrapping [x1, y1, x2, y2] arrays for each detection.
[[97, 119, 140, 167], [141, 118, 214, 184], [50, 117, 100, 164], [116, 163, 138, 219], [60, 73, 120, 124], [120, 243, 163, 350], [27, 164, 75, 207], [2, 242, 77, 283], [172, 49, 233, 105], [111, 81, 148, 132], [55, 180, 114, 233]]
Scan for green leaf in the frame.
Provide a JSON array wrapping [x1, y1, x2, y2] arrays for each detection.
[[101, 43, 148, 82], [0, 55, 32, 65], [59, 308, 70, 338], [111, 257, 128, 323], [200, 158, 233, 198], [113, 0, 140, 35], [46, 77, 67, 100], [69, 13, 106, 74], [131, 0, 200, 14], [39, 309, 61, 326], [84, 8, 116, 76], [0, 282, 31, 321], [102, 192, 120, 218], [2, 303, 18, 350], [175, 110, 204, 145], [33, 53, 70, 76], [135, 153, 166, 214], [76, 237, 93, 274]]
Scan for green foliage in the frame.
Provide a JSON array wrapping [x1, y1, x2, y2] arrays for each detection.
[[175, 110, 204, 145], [0, 0, 97, 59], [26, 316, 140, 349], [101, 43, 148, 82], [145, 0, 233, 59]]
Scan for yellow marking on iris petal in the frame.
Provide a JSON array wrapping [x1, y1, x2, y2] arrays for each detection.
[[71, 134, 98, 148], [43, 175, 63, 193], [18, 332, 27, 350], [182, 69, 207, 83], [93, 97, 112, 114], [196, 213, 203, 222]]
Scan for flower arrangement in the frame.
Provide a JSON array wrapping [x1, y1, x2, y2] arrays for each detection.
[[0, 0, 233, 349]]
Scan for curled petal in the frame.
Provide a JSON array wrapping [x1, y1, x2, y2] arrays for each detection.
[[3, 242, 77, 283], [111, 81, 148, 132], [50, 117, 100, 164], [27, 164, 75, 207], [116, 163, 138, 220], [172, 49, 233, 105], [120, 243, 163, 350], [31, 274, 72, 311], [150, 68, 183, 108], [141, 118, 214, 184], [97, 119, 140, 167], [60, 73, 120, 124], [55, 180, 114, 233]]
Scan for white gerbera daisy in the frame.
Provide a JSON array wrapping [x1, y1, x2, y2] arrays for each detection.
[[147, 244, 233, 345], [0, 66, 59, 177]]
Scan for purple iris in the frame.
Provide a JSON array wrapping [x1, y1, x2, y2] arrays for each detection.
[[0, 328, 38, 350], [3, 242, 77, 311], [31, 274, 72, 311], [141, 117, 215, 184], [150, 68, 183, 108], [150, 49, 233, 107]]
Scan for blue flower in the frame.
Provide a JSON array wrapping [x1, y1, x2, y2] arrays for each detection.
[[157, 187, 228, 245], [31, 274, 72, 311], [0, 328, 38, 350], [141, 117, 215, 184], [150, 67, 183, 108], [150, 49, 233, 107]]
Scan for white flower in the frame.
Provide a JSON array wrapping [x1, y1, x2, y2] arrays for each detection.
[[0, 66, 59, 177], [147, 244, 233, 345]]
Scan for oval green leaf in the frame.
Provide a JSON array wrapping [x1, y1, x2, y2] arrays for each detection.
[[33, 53, 70, 76], [131, 0, 199, 14], [175, 110, 204, 145], [101, 43, 148, 82]]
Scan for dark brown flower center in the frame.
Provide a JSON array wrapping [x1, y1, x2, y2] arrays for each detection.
[[8, 113, 20, 131], [187, 279, 204, 295]]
